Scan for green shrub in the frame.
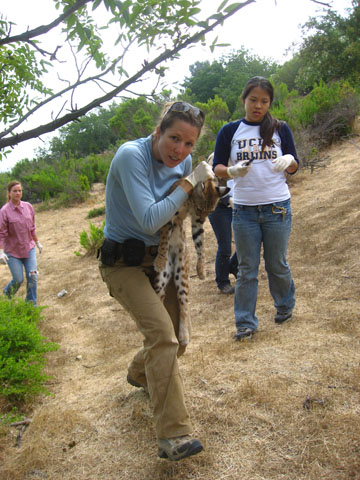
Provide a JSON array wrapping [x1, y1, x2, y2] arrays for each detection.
[[87, 206, 105, 219], [75, 220, 105, 256], [0, 298, 59, 402], [79, 174, 90, 192]]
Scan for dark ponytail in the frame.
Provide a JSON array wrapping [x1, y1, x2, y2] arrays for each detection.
[[241, 76, 280, 150]]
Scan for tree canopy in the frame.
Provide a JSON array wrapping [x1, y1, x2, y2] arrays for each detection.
[[0, 0, 256, 155], [273, 0, 360, 93], [182, 49, 278, 114]]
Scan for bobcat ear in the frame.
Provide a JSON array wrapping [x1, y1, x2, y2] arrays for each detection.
[[216, 186, 231, 198]]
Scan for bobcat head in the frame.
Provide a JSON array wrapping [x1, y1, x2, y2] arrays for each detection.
[[189, 178, 230, 221]]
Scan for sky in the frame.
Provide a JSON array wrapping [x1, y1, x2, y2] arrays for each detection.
[[0, 0, 353, 171]]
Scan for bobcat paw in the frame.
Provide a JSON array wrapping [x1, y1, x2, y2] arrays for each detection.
[[154, 256, 167, 272]]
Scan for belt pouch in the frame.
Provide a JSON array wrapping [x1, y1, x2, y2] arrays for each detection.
[[100, 238, 118, 266], [123, 239, 145, 266]]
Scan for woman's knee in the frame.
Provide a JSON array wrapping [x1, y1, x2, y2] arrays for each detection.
[[27, 270, 38, 286]]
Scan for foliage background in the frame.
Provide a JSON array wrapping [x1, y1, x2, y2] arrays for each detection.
[[1, 2, 359, 208]]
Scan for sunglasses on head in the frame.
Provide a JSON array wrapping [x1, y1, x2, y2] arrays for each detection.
[[163, 101, 204, 121]]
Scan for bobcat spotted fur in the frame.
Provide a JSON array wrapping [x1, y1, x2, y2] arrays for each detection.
[[153, 178, 229, 346]]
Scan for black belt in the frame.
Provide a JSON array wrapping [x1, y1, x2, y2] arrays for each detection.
[[115, 243, 158, 260]]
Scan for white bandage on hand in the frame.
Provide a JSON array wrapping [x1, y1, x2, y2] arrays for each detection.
[[36, 241, 43, 254], [227, 160, 252, 178], [0, 249, 8, 264], [272, 154, 296, 173], [185, 161, 215, 188]]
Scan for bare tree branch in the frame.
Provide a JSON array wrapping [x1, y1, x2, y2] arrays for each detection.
[[0, 56, 125, 139], [0, 0, 92, 46], [310, 0, 332, 6], [0, 0, 255, 150]]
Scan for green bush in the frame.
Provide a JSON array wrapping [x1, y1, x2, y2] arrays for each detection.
[[0, 298, 59, 402], [87, 206, 105, 219], [75, 220, 105, 256], [289, 81, 357, 128]]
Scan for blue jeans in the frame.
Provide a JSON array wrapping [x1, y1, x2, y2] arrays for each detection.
[[232, 199, 295, 331], [208, 202, 238, 290], [3, 247, 38, 306]]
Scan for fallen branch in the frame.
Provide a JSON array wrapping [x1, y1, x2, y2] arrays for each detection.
[[10, 418, 32, 427], [343, 262, 360, 275], [11, 418, 32, 448]]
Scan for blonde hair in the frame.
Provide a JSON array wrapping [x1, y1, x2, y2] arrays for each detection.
[[7, 181, 21, 202]]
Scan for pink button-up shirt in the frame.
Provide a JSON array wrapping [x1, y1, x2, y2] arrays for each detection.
[[0, 201, 36, 258]]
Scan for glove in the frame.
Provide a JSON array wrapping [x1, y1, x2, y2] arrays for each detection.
[[0, 249, 8, 264], [185, 161, 215, 188], [206, 152, 214, 165], [36, 241, 43, 254], [272, 154, 296, 173], [227, 160, 252, 178]]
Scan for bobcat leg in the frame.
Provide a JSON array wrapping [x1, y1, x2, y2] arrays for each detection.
[[174, 243, 191, 346], [178, 303, 190, 346], [154, 222, 172, 272], [191, 217, 206, 280], [153, 264, 171, 301]]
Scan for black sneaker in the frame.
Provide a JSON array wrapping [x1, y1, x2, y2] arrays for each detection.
[[158, 435, 203, 461], [274, 311, 292, 324], [219, 284, 235, 294], [234, 327, 256, 341]]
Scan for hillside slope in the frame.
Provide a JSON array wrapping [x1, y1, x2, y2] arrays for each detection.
[[0, 134, 359, 480]]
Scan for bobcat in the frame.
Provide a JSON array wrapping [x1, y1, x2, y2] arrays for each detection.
[[153, 178, 229, 346]]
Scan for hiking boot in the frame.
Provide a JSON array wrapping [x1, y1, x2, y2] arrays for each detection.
[[126, 375, 149, 394], [158, 435, 203, 461], [234, 327, 256, 341], [219, 284, 235, 294], [274, 311, 292, 324]]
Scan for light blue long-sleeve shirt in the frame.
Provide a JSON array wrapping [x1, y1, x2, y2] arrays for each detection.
[[104, 134, 192, 246]]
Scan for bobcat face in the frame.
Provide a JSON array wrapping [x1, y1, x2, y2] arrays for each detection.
[[191, 179, 230, 220]]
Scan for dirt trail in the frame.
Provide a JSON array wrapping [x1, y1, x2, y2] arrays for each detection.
[[0, 135, 359, 480]]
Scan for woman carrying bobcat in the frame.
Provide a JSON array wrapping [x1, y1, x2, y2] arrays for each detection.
[[99, 102, 214, 461], [213, 76, 299, 341]]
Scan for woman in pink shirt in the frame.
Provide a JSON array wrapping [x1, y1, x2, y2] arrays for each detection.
[[0, 181, 43, 307]]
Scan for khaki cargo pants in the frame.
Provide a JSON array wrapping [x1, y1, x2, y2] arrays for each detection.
[[99, 250, 193, 439]]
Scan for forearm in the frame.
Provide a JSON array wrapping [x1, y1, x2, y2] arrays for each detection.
[[178, 178, 193, 194], [214, 164, 231, 179]]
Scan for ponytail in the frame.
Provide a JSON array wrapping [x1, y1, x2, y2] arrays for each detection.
[[260, 112, 281, 150]]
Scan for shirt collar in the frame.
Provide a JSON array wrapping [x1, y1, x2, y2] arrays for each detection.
[[9, 200, 24, 211]]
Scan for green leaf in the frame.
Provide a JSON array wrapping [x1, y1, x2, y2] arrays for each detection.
[[92, 0, 102, 10], [217, 0, 229, 12], [224, 3, 242, 13]]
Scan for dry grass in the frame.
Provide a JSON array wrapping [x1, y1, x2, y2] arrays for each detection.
[[0, 133, 360, 479]]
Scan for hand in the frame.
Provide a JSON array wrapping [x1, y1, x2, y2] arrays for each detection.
[[185, 161, 215, 188], [227, 160, 252, 178], [272, 154, 296, 173], [36, 241, 43, 254], [0, 249, 8, 264]]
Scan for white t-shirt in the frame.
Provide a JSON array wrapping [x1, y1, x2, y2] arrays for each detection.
[[214, 119, 298, 206]]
